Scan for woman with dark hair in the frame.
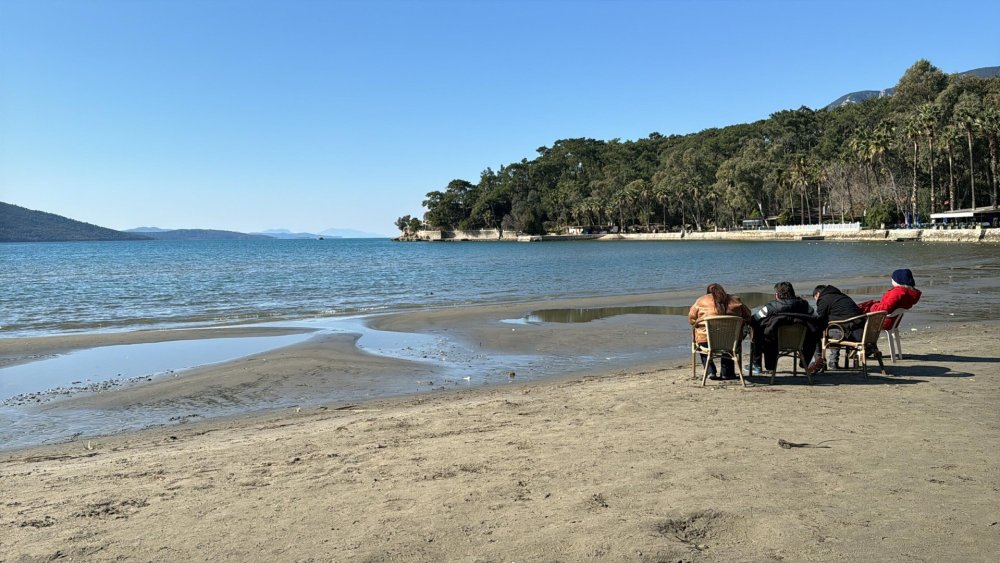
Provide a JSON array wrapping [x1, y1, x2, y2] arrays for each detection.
[[688, 283, 752, 380]]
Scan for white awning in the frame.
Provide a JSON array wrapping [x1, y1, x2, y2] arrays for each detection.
[[931, 206, 1000, 220], [930, 211, 975, 219]]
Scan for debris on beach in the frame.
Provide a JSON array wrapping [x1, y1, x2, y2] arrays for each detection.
[[778, 438, 831, 449]]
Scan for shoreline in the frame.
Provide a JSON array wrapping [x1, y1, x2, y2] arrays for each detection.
[[0, 282, 882, 410], [401, 226, 1000, 243], [3, 319, 998, 561], [0, 290, 713, 450], [0, 272, 977, 444]]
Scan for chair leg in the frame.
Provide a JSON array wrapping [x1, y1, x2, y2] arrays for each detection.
[[698, 354, 707, 386], [891, 330, 903, 360], [735, 353, 746, 387], [874, 349, 887, 375], [701, 353, 712, 387]]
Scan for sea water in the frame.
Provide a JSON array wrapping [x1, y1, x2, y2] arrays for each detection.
[[4, 238, 997, 338]]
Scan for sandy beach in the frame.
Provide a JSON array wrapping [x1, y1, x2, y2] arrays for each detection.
[[3, 281, 1000, 561]]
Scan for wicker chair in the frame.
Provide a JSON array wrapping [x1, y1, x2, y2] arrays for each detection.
[[691, 315, 747, 387], [767, 323, 811, 385], [822, 311, 888, 377], [882, 308, 910, 362]]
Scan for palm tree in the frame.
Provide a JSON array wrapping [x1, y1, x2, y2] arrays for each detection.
[[903, 114, 922, 222], [955, 92, 982, 209], [977, 108, 1000, 208], [772, 167, 795, 223], [812, 161, 828, 226], [917, 103, 940, 214], [870, 122, 897, 205], [790, 157, 811, 224], [848, 130, 873, 194], [939, 124, 961, 212], [651, 179, 670, 227]]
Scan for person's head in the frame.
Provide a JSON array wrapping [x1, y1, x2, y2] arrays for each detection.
[[812, 285, 827, 301], [774, 281, 796, 300], [706, 283, 729, 314], [891, 268, 916, 288]]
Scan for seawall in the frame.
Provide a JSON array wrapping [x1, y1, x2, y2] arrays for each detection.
[[399, 227, 1000, 243]]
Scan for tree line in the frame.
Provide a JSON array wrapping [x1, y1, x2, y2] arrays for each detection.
[[397, 60, 1000, 235]]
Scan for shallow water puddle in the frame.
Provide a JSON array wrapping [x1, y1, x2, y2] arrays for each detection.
[[516, 292, 776, 324], [513, 286, 897, 325], [0, 333, 314, 401]]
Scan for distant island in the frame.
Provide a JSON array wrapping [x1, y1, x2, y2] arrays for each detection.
[[0, 201, 387, 243], [252, 229, 331, 240], [125, 228, 274, 241]]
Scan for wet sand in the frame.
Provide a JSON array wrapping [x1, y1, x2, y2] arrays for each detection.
[[2, 272, 999, 561]]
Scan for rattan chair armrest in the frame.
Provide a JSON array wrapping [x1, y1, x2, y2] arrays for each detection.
[[825, 313, 865, 336], [831, 312, 867, 326]]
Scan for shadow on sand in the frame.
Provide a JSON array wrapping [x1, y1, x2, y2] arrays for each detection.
[[742, 362, 973, 386], [903, 353, 1000, 364]]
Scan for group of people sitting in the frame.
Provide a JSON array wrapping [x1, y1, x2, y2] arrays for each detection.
[[688, 269, 922, 380]]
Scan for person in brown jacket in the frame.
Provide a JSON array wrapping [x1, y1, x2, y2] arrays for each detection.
[[688, 283, 752, 380]]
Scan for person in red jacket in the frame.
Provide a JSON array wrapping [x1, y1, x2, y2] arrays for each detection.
[[859, 268, 921, 331]]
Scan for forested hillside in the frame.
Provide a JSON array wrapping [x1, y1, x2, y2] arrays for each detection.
[[403, 60, 1000, 235], [0, 202, 151, 242]]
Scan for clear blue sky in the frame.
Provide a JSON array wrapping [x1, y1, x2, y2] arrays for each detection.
[[2, 0, 997, 236]]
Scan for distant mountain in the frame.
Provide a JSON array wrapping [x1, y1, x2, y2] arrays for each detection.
[[963, 66, 1000, 78], [319, 227, 389, 238], [0, 202, 151, 243], [124, 228, 273, 241], [122, 225, 387, 240], [825, 65, 1000, 109], [252, 229, 322, 239], [825, 89, 894, 110]]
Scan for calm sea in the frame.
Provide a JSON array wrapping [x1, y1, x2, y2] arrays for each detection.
[[3, 238, 998, 338]]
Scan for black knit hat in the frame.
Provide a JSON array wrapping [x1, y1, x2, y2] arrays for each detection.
[[891, 268, 915, 287]]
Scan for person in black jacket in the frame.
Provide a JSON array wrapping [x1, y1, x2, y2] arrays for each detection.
[[749, 282, 817, 374], [811, 285, 864, 371]]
